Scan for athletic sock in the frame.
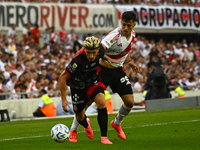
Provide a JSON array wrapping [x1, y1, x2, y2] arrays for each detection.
[[114, 104, 132, 125], [77, 115, 88, 128], [71, 115, 79, 131], [97, 108, 108, 137]]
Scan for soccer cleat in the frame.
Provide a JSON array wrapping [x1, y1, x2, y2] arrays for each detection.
[[101, 136, 113, 144], [69, 130, 78, 142], [110, 120, 126, 139], [84, 118, 94, 139]]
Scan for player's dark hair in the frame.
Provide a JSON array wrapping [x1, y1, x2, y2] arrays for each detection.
[[122, 11, 137, 22]]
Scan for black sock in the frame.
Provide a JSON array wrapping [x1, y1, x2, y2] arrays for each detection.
[[77, 115, 88, 128], [97, 108, 108, 137]]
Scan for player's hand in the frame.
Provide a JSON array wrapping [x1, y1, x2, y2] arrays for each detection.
[[107, 58, 120, 64], [129, 62, 140, 73], [62, 100, 70, 113], [103, 55, 120, 64]]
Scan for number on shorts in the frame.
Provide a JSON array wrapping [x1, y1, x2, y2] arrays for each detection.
[[120, 76, 131, 85]]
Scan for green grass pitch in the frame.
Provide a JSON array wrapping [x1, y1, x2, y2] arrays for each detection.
[[0, 107, 200, 150]]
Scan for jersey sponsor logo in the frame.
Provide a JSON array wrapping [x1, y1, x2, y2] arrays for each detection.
[[72, 100, 84, 104], [91, 63, 96, 67], [105, 41, 110, 46], [131, 42, 134, 48], [73, 94, 79, 101], [110, 39, 114, 44], [117, 43, 122, 47], [73, 63, 78, 68]]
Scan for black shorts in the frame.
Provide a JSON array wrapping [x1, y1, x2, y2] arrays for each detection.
[[70, 82, 105, 113], [99, 65, 133, 96]]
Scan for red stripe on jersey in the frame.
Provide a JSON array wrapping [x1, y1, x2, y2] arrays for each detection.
[[87, 82, 106, 98], [113, 30, 121, 40], [131, 34, 135, 43], [96, 67, 101, 75], [131, 30, 135, 37], [106, 41, 132, 59], [73, 47, 85, 58], [122, 67, 125, 73], [65, 69, 72, 77]]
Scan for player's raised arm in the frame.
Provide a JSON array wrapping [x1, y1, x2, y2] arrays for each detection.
[[59, 70, 71, 112]]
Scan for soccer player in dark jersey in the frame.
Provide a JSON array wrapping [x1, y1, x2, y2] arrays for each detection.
[[69, 11, 140, 141], [59, 36, 112, 144]]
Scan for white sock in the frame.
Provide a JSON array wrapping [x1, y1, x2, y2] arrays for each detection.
[[70, 115, 79, 131], [114, 104, 132, 125]]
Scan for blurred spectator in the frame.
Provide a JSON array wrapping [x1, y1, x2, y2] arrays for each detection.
[[4, 42, 12, 54], [43, 27, 51, 47], [5, 73, 17, 92], [173, 82, 185, 98], [0, 74, 7, 100], [21, 84, 29, 99], [32, 80, 43, 98], [66, 29, 76, 52], [50, 26, 58, 44], [31, 24, 41, 44], [164, 43, 174, 61], [33, 89, 56, 117], [133, 75, 144, 93], [8, 24, 16, 38], [9, 84, 21, 100], [3, 64, 11, 80], [22, 23, 31, 44], [46, 81, 55, 97], [58, 26, 67, 50], [72, 34, 82, 54], [12, 64, 23, 80]]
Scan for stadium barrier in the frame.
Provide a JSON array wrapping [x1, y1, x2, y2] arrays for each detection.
[[0, 90, 199, 118], [145, 96, 200, 111]]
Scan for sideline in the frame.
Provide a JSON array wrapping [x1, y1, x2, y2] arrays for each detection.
[[0, 119, 200, 142], [11, 108, 145, 121]]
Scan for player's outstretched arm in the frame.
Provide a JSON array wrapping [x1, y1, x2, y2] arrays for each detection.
[[59, 70, 71, 112]]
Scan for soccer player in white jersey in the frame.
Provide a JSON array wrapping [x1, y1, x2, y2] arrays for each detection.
[[69, 11, 139, 142]]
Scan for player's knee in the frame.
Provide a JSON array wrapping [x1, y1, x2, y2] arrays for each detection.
[[94, 93, 106, 108], [96, 100, 106, 108], [76, 112, 85, 121], [124, 99, 134, 108]]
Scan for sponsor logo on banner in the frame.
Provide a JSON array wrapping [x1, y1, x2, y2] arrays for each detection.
[[0, 4, 115, 32], [115, 5, 200, 30]]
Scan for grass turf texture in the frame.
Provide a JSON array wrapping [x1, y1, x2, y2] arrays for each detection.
[[0, 107, 200, 150]]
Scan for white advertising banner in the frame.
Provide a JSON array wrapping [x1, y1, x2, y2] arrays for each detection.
[[0, 3, 116, 32], [115, 5, 200, 31]]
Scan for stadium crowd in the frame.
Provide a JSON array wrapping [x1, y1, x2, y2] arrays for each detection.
[[0, 0, 200, 6], [0, 23, 200, 100]]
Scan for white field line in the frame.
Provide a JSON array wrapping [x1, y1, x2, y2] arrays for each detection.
[[0, 119, 200, 142]]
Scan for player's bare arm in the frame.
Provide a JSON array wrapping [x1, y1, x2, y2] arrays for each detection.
[[126, 53, 140, 73], [59, 70, 71, 112], [103, 54, 120, 64], [100, 43, 120, 67]]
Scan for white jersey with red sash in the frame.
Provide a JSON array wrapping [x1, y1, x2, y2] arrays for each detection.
[[101, 27, 135, 67]]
